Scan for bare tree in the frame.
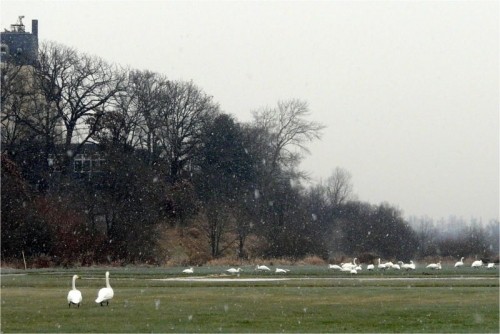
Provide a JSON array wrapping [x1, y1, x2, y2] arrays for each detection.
[[252, 99, 325, 178], [1, 62, 57, 154], [36, 42, 126, 172], [91, 69, 165, 153], [324, 167, 354, 208], [156, 80, 219, 183], [128, 69, 168, 164]]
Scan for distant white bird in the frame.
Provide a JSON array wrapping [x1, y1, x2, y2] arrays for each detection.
[[402, 260, 416, 271], [392, 263, 401, 270], [226, 267, 242, 274], [341, 258, 358, 270], [182, 267, 194, 274], [275, 268, 290, 274], [471, 260, 483, 268], [366, 264, 375, 271], [408, 261, 416, 270], [67, 275, 82, 308], [329, 264, 342, 270], [454, 257, 465, 268], [384, 261, 394, 269], [255, 265, 271, 271], [426, 261, 441, 270], [486, 262, 496, 269], [349, 268, 357, 275], [95, 271, 114, 306], [377, 258, 387, 270]]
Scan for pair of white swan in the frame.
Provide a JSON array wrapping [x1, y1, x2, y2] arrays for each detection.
[[67, 271, 114, 308]]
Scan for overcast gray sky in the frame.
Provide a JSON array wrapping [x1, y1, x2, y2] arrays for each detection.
[[2, 0, 498, 222]]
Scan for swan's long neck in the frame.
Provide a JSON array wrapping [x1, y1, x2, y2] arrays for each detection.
[[105, 273, 111, 288], [72, 276, 77, 290]]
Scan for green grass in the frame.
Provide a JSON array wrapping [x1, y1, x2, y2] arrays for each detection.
[[1, 266, 498, 333]]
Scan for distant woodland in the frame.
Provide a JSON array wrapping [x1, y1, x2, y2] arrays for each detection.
[[2, 42, 498, 266]]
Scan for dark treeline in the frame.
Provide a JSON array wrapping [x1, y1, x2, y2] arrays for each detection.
[[1, 42, 497, 266]]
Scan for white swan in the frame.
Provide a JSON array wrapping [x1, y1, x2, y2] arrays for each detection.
[[402, 260, 416, 271], [384, 261, 394, 269], [67, 275, 82, 308], [275, 268, 290, 274], [182, 267, 194, 274], [392, 263, 401, 270], [255, 265, 271, 271], [486, 262, 496, 269], [471, 260, 483, 268], [377, 258, 387, 270], [426, 261, 441, 270], [226, 267, 242, 274], [454, 257, 464, 268], [366, 264, 375, 271], [95, 271, 114, 306], [341, 258, 357, 270], [328, 264, 342, 270]]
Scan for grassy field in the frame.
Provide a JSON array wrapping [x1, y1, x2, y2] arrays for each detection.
[[1, 265, 498, 333]]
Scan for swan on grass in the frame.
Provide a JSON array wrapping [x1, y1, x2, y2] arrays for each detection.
[[377, 258, 387, 270], [255, 265, 271, 271], [486, 262, 496, 269], [275, 268, 290, 274], [471, 260, 483, 268], [328, 264, 342, 270], [426, 261, 441, 270], [384, 261, 394, 269], [226, 267, 242, 274], [454, 257, 465, 268], [67, 275, 82, 308], [341, 258, 357, 270], [182, 267, 194, 274], [95, 271, 114, 306], [402, 261, 416, 271], [366, 264, 375, 271]]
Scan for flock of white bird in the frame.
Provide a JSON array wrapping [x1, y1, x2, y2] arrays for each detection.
[[181, 264, 290, 275], [327, 258, 416, 274], [180, 257, 497, 277], [68, 258, 496, 307], [67, 271, 114, 308], [324, 257, 497, 274]]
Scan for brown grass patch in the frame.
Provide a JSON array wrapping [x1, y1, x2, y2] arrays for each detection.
[[295, 255, 326, 266]]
